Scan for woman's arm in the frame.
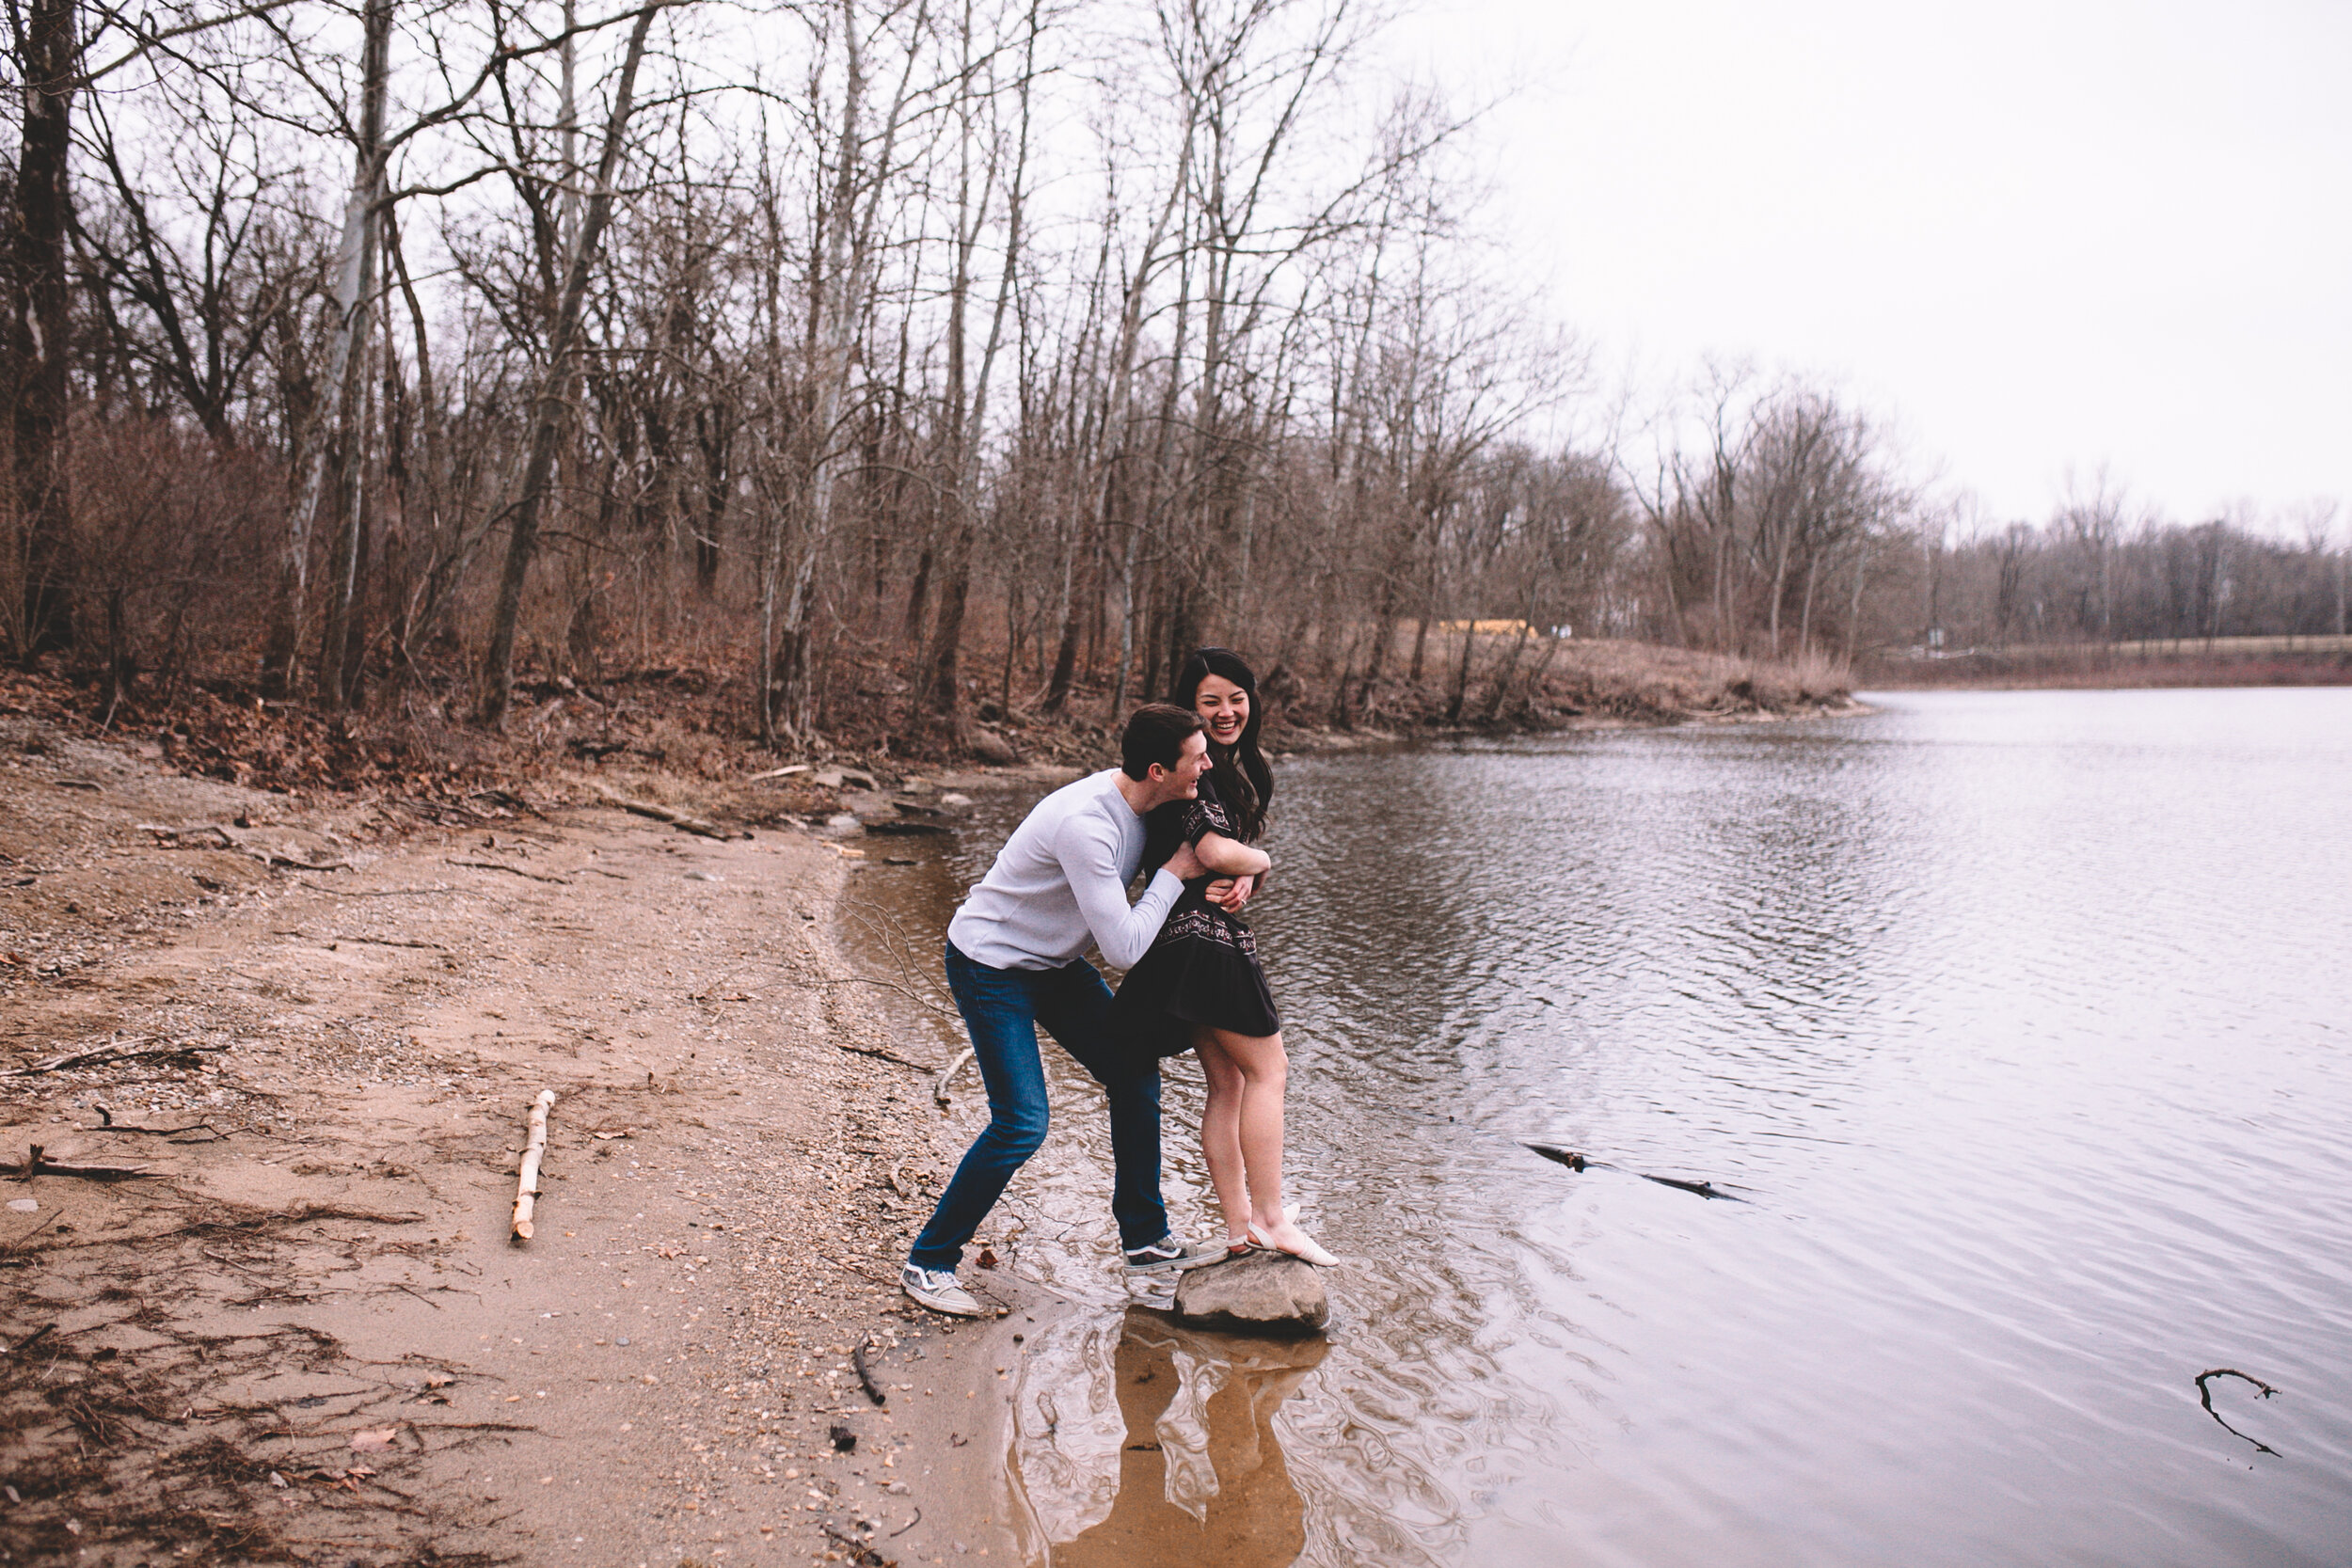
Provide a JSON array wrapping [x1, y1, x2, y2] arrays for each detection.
[[1193, 830, 1271, 878]]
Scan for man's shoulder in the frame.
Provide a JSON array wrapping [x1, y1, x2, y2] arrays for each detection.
[[1035, 767, 1120, 817], [1038, 769, 1128, 847]]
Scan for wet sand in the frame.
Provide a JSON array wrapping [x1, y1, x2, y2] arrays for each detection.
[[0, 730, 1039, 1565]]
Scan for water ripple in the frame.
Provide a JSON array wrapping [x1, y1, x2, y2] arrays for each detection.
[[855, 689, 2352, 1566]]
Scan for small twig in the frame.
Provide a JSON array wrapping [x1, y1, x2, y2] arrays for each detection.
[[807, 974, 961, 1022], [818, 1524, 887, 1566], [887, 1505, 922, 1538], [447, 859, 570, 884], [385, 1280, 444, 1310], [835, 1261, 905, 1293], [299, 885, 451, 897], [2196, 1369, 2280, 1455], [2, 1210, 62, 1250], [850, 1339, 886, 1406], [257, 851, 352, 872], [834, 1041, 933, 1073], [87, 1119, 223, 1140], [3, 1323, 56, 1356]]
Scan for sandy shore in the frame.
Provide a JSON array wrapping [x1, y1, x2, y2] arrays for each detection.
[[0, 727, 1040, 1566]]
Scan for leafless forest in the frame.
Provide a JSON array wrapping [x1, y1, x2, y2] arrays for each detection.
[[1, 0, 2343, 760]]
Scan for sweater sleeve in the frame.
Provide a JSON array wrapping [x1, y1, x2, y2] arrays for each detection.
[[1057, 814, 1183, 970]]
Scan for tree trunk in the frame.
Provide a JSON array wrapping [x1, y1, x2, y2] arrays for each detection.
[[9, 0, 79, 663], [1444, 619, 1474, 721], [478, 3, 661, 726], [314, 0, 395, 708], [1040, 513, 1092, 711]]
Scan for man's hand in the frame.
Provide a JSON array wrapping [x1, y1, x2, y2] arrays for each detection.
[[1165, 840, 1206, 881]]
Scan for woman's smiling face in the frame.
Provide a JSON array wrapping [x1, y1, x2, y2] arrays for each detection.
[[1194, 673, 1249, 745]]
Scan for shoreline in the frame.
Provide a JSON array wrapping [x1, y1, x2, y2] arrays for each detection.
[[0, 721, 1026, 1566], [0, 685, 1877, 1565]]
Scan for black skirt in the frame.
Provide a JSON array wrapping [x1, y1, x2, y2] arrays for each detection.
[[1110, 886, 1280, 1059]]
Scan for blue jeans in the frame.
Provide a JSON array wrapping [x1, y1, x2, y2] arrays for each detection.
[[907, 940, 1168, 1270]]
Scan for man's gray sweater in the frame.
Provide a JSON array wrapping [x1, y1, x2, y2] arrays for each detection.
[[946, 768, 1184, 971]]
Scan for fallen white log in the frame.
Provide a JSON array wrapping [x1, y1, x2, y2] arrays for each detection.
[[511, 1090, 556, 1242], [933, 1048, 974, 1105]]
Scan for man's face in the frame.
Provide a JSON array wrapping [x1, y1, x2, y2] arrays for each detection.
[[1156, 731, 1211, 801]]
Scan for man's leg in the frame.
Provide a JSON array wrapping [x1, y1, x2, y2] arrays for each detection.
[[1035, 959, 1169, 1253], [907, 943, 1052, 1272]]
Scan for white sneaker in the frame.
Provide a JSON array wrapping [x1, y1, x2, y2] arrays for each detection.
[[900, 1262, 985, 1318]]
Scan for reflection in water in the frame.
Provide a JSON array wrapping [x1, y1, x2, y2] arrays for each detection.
[[849, 689, 2352, 1568], [1010, 1307, 1326, 1567]]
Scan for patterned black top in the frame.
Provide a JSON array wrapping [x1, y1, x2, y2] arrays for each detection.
[[1111, 775, 1280, 1051]]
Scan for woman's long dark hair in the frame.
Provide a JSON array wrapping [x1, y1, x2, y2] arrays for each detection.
[[1170, 646, 1274, 842]]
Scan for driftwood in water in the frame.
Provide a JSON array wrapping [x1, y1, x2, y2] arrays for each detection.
[[2196, 1368, 2280, 1455], [510, 1091, 556, 1242], [1519, 1140, 1741, 1201]]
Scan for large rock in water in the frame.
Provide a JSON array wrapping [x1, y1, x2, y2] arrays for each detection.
[[1172, 1250, 1328, 1337]]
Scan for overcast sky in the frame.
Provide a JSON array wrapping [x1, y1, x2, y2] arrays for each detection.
[[1395, 0, 2351, 532]]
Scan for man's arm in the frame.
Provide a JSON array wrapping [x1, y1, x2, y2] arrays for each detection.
[[1057, 819, 1190, 970]]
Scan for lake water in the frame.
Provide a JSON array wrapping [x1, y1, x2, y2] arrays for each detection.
[[848, 687, 2352, 1566]]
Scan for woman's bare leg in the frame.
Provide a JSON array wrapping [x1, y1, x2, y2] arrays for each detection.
[[1202, 1027, 1305, 1240], [1194, 1030, 1251, 1246]]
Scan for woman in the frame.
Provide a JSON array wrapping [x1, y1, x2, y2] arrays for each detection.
[[1112, 647, 1337, 1267]]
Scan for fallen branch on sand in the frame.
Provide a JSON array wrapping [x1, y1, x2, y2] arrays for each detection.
[[4, 1323, 56, 1356], [11, 1040, 228, 1076], [851, 1339, 887, 1406], [469, 786, 548, 819], [933, 1048, 975, 1104], [14, 1144, 155, 1180], [446, 858, 569, 884], [511, 1090, 556, 1242], [803, 973, 960, 1022], [591, 786, 745, 841], [88, 1104, 223, 1139], [833, 1040, 932, 1073], [135, 823, 350, 870]]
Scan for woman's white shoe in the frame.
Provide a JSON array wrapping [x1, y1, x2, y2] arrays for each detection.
[[1248, 1218, 1339, 1268]]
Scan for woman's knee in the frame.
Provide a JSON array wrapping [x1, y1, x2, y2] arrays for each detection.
[[1197, 1046, 1241, 1096], [1228, 1033, 1287, 1085]]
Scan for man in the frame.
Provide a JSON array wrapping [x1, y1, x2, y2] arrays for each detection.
[[901, 704, 1225, 1317]]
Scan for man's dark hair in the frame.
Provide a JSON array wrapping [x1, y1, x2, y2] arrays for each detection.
[[1120, 703, 1202, 780]]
